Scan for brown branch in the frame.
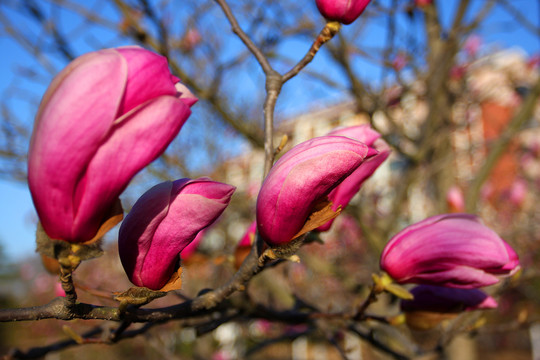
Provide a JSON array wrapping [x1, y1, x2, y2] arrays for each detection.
[[0, 296, 205, 323], [59, 266, 78, 305], [282, 22, 342, 83], [326, 34, 371, 114], [213, 0, 283, 177], [22, 0, 76, 61], [45, 0, 118, 28], [462, 1, 495, 33], [0, 238, 274, 322], [262, 71, 282, 176], [497, 0, 540, 37], [354, 284, 380, 321], [7, 326, 103, 359], [137, 0, 170, 57], [0, 11, 57, 75], [191, 236, 273, 310], [9, 307, 261, 359], [448, 0, 471, 38], [379, 0, 398, 84], [214, 0, 273, 75], [348, 325, 411, 360], [328, 334, 351, 360], [406, 0, 494, 212], [245, 329, 313, 358]]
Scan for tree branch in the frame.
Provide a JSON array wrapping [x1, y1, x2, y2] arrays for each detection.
[[214, 0, 273, 75]]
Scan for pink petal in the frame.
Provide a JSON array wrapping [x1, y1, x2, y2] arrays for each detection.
[[119, 181, 174, 287], [28, 49, 127, 240], [257, 136, 371, 246], [115, 47, 178, 114], [380, 214, 520, 288], [72, 95, 191, 240], [119, 178, 235, 290], [315, 0, 371, 24]]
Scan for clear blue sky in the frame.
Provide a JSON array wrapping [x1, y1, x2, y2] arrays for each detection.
[[0, 0, 538, 260]]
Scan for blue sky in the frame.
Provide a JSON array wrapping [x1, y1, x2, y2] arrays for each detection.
[[0, 0, 538, 261]]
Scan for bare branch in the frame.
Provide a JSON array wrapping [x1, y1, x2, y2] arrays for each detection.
[[214, 0, 274, 75]]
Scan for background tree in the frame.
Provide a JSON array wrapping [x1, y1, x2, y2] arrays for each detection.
[[0, 0, 539, 359]]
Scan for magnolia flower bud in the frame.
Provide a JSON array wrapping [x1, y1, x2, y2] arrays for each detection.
[[256, 136, 377, 247], [119, 178, 235, 290], [234, 221, 258, 269], [28, 46, 197, 243], [380, 214, 520, 288], [315, 0, 371, 25], [446, 186, 465, 213], [414, 0, 433, 7]]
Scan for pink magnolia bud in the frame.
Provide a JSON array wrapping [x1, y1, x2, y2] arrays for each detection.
[[528, 54, 540, 69], [318, 125, 390, 231], [256, 136, 378, 247], [180, 28, 202, 52], [55, 282, 66, 298], [28, 46, 197, 243], [450, 65, 467, 81], [392, 53, 407, 71], [401, 285, 497, 313], [238, 221, 257, 248], [380, 214, 520, 288], [508, 179, 527, 208], [446, 185, 465, 213], [119, 178, 235, 290], [464, 35, 482, 58], [315, 0, 371, 25], [414, 0, 432, 7], [234, 221, 258, 269]]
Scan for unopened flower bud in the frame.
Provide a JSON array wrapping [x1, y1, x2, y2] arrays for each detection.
[[28, 46, 197, 243], [119, 178, 235, 290], [380, 214, 520, 288], [315, 0, 372, 25]]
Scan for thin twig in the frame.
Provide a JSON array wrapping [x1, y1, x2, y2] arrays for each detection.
[[59, 265, 78, 306], [7, 323, 157, 359], [354, 285, 380, 321], [110, 320, 132, 342], [282, 21, 342, 83], [214, 0, 273, 74], [191, 237, 274, 311], [348, 325, 411, 360], [214, 0, 282, 176]]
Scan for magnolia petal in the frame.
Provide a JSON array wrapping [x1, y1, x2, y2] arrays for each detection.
[[115, 47, 179, 114], [315, 0, 372, 24], [380, 213, 519, 288], [119, 181, 174, 287], [28, 50, 127, 241], [257, 136, 371, 246], [73, 96, 191, 241], [119, 178, 235, 290], [318, 125, 390, 231]]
